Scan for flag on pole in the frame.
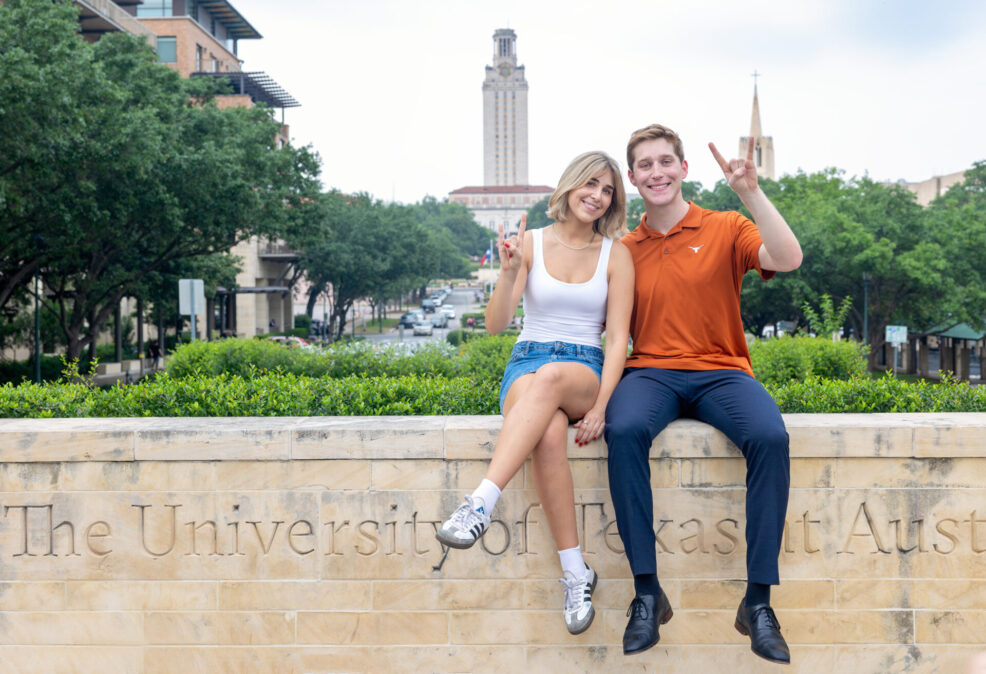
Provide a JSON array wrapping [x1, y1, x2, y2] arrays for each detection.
[[480, 245, 492, 267]]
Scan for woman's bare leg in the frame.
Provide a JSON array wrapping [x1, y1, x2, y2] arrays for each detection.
[[485, 362, 597, 489], [530, 409, 578, 551]]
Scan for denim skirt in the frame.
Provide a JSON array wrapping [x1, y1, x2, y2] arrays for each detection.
[[499, 340, 604, 412]]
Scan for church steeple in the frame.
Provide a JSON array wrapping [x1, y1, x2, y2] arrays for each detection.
[[749, 82, 763, 139], [740, 72, 774, 180]]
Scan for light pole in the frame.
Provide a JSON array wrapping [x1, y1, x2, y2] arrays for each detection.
[[862, 272, 870, 347], [34, 272, 41, 383]]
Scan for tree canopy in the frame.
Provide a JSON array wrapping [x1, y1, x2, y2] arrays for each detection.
[[0, 0, 321, 358]]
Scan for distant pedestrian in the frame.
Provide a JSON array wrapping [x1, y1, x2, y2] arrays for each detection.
[[147, 340, 162, 370]]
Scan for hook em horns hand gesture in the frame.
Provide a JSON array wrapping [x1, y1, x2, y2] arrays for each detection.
[[497, 214, 527, 276], [709, 136, 759, 199]]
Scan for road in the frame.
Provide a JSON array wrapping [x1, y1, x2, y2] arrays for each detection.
[[361, 288, 484, 346]]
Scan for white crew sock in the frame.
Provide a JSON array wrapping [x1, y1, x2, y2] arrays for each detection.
[[470, 478, 501, 515], [558, 546, 587, 579]]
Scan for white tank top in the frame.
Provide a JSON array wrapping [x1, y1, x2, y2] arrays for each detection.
[[517, 227, 613, 348]]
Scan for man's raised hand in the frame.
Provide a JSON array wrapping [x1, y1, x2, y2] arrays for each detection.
[[709, 136, 759, 198]]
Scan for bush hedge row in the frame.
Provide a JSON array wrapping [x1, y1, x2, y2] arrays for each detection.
[[1, 371, 983, 418]]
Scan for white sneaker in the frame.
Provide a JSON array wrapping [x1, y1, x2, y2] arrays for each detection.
[[436, 496, 491, 549], [560, 564, 597, 634]]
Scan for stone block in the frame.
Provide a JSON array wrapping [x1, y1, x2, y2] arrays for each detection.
[[0, 581, 64, 610], [0, 646, 142, 674], [679, 579, 834, 610], [913, 414, 986, 457], [296, 611, 448, 645], [443, 415, 500, 460], [785, 413, 915, 458], [915, 610, 986, 643], [835, 457, 986, 489], [373, 579, 524, 611], [451, 609, 599, 644], [219, 580, 371, 610], [293, 416, 444, 459], [60, 461, 215, 492], [0, 463, 60, 492], [143, 647, 300, 674], [144, 611, 295, 645], [0, 418, 135, 462], [136, 419, 291, 461], [0, 612, 143, 645], [652, 419, 735, 458], [216, 459, 370, 491], [296, 646, 527, 673], [372, 459, 519, 491], [65, 580, 216, 610]]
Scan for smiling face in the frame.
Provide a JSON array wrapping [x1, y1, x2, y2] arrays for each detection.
[[628, 137, 689, 210], [566, 170, 615, 226]]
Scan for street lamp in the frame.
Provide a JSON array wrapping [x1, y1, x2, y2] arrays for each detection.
[[862, 272, 871, 347]]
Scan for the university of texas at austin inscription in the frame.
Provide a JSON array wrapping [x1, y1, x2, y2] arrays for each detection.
[[3, 500, 986, 561]]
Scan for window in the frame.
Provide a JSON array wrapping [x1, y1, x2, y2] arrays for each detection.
[[137, 0, 172, 17], [156, 37, 177, 63], [187, 0, 197, 20], [195, 45, 203, 71]]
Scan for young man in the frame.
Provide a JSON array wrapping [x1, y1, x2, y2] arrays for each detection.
[[605, 124, 802, 663]]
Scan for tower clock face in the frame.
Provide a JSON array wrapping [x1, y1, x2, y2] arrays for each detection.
[[499, 64, 511, 77]]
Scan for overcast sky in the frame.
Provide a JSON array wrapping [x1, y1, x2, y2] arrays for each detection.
[[231, 0, 986, 204]]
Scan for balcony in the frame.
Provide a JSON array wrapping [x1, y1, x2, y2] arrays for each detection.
[[191, 71, 299, 110], [259, 242, 299, 261], [75, 0, 157, 44]]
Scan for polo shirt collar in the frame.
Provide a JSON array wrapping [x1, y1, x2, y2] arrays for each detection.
[[637, 202, 702, 240]]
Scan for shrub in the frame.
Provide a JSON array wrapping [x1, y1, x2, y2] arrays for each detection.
[[0, 372, 499, 418], [0, 355, 65, 385], [750, 336, 867, 387], [767, 373, 986, 413], [294, 314, 313, 332], [457, 334, 516, 381]]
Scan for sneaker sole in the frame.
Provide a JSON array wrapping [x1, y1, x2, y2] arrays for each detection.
[[436, 528, 485, 550], [566, 571, 599, 635]]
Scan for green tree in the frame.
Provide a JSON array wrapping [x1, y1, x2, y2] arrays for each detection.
[[1, 1, 321, 358], [525, 196, 551, 230]]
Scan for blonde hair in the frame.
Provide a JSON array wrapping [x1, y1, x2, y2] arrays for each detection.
[[546, 151, 627, 238], [626, 123, 685, 168]]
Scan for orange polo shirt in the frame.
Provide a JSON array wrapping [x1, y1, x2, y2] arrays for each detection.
[[621, 202, 774, 377]]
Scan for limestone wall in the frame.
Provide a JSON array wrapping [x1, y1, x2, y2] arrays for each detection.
[[0, 414, 984, 673]]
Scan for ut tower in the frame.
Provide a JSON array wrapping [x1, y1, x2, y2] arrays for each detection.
[[482, 28, 529, 186]]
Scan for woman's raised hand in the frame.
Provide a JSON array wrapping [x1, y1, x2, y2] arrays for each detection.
[[497, 214, 527, 276]]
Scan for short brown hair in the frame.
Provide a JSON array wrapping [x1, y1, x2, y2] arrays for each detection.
[[626, 124, 685, 169], [546, 151, 627, 238]]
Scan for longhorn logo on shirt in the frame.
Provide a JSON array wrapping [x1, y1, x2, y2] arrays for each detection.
[[687, 244, 705, 254]]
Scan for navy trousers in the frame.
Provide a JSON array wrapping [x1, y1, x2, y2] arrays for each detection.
[[604, 368, 790, 585]]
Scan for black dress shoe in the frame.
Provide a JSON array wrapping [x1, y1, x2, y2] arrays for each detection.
[[623, 591, 673, 655], [734, 601, 791, 664]]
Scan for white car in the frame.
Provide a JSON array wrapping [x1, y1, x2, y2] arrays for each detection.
[[439, 305, 456, 320], [412, 321, 434, 336]]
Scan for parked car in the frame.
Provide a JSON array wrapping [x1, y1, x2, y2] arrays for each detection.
[[439, 305, 456, 320], [431, 312, 448, 328], [421, 298, 437, 313], [412, 320, 434, 336], [267, 335, 313, 349], [399, 311, 424, 328]]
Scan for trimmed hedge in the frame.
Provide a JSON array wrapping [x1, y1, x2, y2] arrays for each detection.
[[0, 372, 499, 418], [750, 336, 867, 387], [766, 374, 986, 413], [1, 371, 983, 418]]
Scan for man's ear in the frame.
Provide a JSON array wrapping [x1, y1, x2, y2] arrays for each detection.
[[627, 168, 637, 187], [681, 159, 689, 180]]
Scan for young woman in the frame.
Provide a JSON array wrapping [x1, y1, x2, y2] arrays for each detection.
[[437, 151, 634, 634]]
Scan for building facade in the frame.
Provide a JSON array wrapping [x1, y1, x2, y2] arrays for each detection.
[[450, 29, 551, 234], [483, 28, 528, 187], [70, 0, 301, 340]]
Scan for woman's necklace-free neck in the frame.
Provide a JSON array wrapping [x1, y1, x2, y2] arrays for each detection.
[[551, 223, 596, 251]]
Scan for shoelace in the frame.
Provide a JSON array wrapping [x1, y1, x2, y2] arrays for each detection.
[[559, 575, 585, 613], [752, 605, 782, 631], [626, 596, 651, 620], [448, 496, 480, 528]]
